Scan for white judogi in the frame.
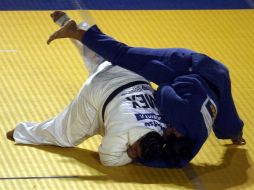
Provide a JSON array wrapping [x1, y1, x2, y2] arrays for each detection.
[[14, 23, 167, 166]]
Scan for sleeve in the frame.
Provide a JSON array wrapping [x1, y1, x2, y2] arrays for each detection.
[[82, 25, 177, 84], [98, 135, 132, 167], [154, 83, 189, 135], [154, 74, 208, 135]]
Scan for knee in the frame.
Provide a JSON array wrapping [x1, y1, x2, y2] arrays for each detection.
[[220, 63, 230, 77], [219, 63, 231, 87], [207, 57, 231, 85]]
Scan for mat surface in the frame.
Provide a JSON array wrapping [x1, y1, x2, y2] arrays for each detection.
[[0, 3, 254, 190]]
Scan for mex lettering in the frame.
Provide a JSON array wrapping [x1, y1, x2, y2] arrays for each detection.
[[126, 94, 155, 109]]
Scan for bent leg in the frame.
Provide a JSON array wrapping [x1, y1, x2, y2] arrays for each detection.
[[72, 22, 105, 75], [12, 12, 101, 147], [13, 83, 99, 147], [195, 58, 245, 140], [212, 73, 244, 140], [48, 22, 197, 84], [50, 11, 104, 75], [83, 25, 197, 84]]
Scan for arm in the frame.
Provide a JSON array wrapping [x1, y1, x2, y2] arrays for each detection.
[[154, 83, 189, 136], [155, 74, 209, 138]]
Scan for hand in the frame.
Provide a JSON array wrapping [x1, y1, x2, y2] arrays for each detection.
[[172, 74, 207, 102], [6, 129, 15, 141], [163, 127, 183, 139]]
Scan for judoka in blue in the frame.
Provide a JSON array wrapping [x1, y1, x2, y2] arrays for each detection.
[[80, 25, 245, 168], [47, 23, 245, 168]]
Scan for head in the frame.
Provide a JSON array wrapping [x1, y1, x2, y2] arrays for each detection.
[[127, 131, 164, 161], [162, 133, 194, 166]]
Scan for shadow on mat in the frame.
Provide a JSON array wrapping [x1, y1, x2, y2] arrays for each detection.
[[188, 146, 251, 190], [19, 144, 250, 189]]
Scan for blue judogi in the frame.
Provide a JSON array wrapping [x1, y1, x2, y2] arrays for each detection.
[[81, 25, 244, 167]]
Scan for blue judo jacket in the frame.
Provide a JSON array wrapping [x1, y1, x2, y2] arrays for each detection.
[[82, 25, 244, 167]]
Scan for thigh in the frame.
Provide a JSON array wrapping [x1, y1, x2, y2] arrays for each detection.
[[58, 83, 100, 146]]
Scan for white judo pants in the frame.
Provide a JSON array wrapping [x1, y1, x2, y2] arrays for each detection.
[[13, 36, 105, 147]]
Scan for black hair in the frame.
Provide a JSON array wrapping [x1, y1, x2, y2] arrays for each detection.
[[163, 134, 194, 166], [139, 131, 164, 161]]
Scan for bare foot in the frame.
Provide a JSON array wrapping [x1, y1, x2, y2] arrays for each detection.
[[231, 137, 246, 145], [50, 10, 70, 27], [231, 132, 246, 145], [6, 129, 15, 141], [50, 10, 66, 22], [47, 20, 78, 45]]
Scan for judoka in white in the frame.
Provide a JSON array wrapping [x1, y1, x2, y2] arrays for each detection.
[[6, 12, 167, 167]]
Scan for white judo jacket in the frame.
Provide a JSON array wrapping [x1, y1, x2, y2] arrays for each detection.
[[13, 30, 167, 166]]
